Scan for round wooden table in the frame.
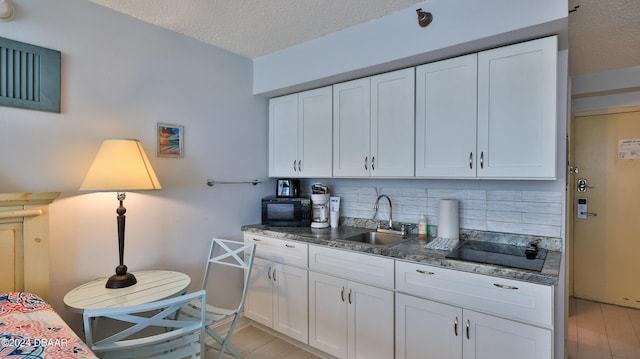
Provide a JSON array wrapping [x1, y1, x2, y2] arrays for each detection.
[[63, 270, 191, 313]]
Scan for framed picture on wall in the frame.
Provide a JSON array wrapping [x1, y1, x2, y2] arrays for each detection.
[[157, 123, 184, 158]]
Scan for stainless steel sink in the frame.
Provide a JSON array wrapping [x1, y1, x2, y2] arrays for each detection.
[[341, 231, 404, 246]]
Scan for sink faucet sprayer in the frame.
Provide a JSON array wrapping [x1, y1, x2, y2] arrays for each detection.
[[374, 194, 393, 229]]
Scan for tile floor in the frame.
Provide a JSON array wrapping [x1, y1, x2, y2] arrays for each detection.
[[208, 297, 640, 359], [568, 297, 640, 359]]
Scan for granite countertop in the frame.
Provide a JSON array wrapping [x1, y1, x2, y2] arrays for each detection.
[[241, 224, 561, 286]]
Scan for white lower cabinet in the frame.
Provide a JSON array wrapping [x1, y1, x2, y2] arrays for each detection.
[[396, 293, 552, 359], [243, 233, 555, 359], [309, 271, 394, 359], [395, 260, 554, 359], [396, 293, 462, 358], [463, 309, 552, 359], [244, 234, 308, 343]]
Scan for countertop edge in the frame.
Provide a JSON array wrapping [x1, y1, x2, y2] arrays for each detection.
[[242, 225, 560, 286]]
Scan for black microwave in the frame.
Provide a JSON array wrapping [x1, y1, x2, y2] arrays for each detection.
[[261, 196, 311, 227]]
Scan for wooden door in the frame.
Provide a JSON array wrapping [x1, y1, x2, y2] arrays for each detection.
[[572, 108, 640, 308]]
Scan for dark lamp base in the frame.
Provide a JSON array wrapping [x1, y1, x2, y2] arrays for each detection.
[[105, 265, 137, 288]]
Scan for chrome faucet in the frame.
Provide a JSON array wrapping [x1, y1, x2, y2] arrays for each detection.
[[374, 194, 393, 229]]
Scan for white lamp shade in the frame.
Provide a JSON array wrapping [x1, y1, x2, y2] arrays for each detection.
[[80, 139, 162, 192]]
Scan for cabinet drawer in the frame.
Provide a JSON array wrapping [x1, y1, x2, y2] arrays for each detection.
[[244, 234, 308, 268], [395, 261, 553, 328], [309, 245, 394, 289]]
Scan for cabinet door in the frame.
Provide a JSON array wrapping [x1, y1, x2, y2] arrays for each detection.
[[309, 271, 348, 358], [463, 310, 552, 359], [370, 68, 415, 177], [348, 281, 394, 359], [333, 78, 371, 177], [269, 94, 299, 177], [273, 264, 308, 344], [244, 257, 274, 327], [299, 86, 333, 177], [396, 293, 463, 359], [416, 54, 478, 178], [477, 35, 557, 179]]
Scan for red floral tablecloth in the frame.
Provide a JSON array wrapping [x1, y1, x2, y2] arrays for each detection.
[[0, 292, 97, 358]]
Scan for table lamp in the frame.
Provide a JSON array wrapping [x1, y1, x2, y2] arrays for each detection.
[[80, 139, 162, 289]]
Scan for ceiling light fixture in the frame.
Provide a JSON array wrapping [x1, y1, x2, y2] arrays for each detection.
[[416, 8, 433, 28]]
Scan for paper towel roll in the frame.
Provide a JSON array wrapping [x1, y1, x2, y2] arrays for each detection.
[[438, 199, 459, 239]]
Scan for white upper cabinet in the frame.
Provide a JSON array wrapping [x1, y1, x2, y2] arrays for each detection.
[[270, 36, 557, 180], [333, 68, 415, 177], [332, 78, 370, 177], [477, 35, 558, 179], [269, 86, 332, 178], [269, 93, 298, 177], [416, 36, 557, 179], [416, 54, 478, 177], [371, 68, 415, 177]]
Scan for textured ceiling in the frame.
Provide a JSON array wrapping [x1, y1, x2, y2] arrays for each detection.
[[89, 0, 640, 76], [568, 0, 640, 75], [87, 0, 422, 59]]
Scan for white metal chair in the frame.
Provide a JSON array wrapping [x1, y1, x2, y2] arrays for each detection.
[[178, 238, 257, 359], [83, 290, 206, 359]]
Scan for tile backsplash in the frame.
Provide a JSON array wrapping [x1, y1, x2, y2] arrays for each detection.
[[331, 185, 564, 238]]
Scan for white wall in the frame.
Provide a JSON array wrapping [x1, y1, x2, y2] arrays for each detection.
[[0, 1, 573, 356], [253, 0, 568, 96], [0, 0, 272, 333], [571, 66, 640, 112]]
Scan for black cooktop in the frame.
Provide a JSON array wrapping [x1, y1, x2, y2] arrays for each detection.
[[445, 240, 547, 272]]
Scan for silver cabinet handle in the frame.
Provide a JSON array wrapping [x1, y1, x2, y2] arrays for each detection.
[[480, 152, 484, 169], [364, 156, 368, 170], [416, 269, 435, 275], [348, 288, 352, 304], [341, 287, 345, 302], [493, 283, 518, 290], [267, 266, 272, 280], [252, 238, 262, 242], [285, 244, 295, 248], [372, 156, 375, 171], [298, 160, 302, 172], [293, 160, 297, 172], [469, 152, 473, 169], [466, 320, 470, 339], [272, 269, 276, 282], [454, 317, 459, 336]]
